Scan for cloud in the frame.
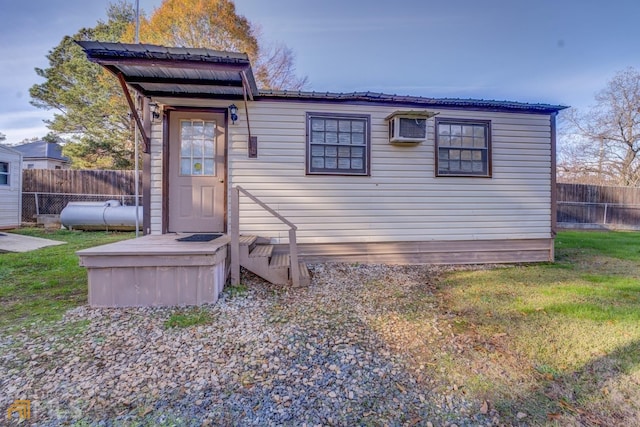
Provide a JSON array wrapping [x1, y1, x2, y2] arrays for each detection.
[[0, 110, 52, 144]]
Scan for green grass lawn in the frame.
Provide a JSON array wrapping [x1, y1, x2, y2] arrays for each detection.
[[0, 228, 134, 331], [1, 228, 638, 424], [432, 230, 640, 424]]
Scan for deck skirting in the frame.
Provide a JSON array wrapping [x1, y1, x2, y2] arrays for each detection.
[[278, 238, 554, 265], [77, 234, 229, 307]]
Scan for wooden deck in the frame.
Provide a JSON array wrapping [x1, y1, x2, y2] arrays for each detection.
[[77, 234, 230, 307]]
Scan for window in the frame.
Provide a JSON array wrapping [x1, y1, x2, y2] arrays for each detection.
[[307, 113, 369, 175], [436, 119, 491, 177], [179, 119, 216, 176], [0, 162, 9, 185], [27, 164, 34, 169]]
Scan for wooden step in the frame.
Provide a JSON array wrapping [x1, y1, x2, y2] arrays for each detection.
[[250, 244, 273, 258], [269, 253, 289, 268], [299, 262, 310, 280], [237, 234, 310, 287], [295, 262, 311, 287], [239, 235, 257, 246]]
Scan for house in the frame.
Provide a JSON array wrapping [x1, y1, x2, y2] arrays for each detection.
[[76, 42, 567, 307], [0, 144, 23, 229], [13, 141, 70, 170]]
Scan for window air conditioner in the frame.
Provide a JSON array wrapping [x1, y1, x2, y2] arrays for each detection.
[[385, 110, 437, 144]]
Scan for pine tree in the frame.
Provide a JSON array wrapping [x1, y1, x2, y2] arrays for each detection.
[[30, 2, 137, 169]]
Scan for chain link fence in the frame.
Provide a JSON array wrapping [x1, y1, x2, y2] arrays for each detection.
[[22, 192, 142, 223]]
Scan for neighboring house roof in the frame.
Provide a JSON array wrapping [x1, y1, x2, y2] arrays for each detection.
[[0, 144, 22, 156], [78, 41, 568, 114], [12, 141, 69, 162]]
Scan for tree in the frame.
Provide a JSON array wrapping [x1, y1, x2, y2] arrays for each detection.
[[29, 1, 137, 169], [132, 0, 307, 90], [30, 0, 307, 169], [19, 136, 43, 143], [42, 132, 64, 144], [561, 68, 640, 186], [0, 132, 5, 142], [254, 38, 307, 90]]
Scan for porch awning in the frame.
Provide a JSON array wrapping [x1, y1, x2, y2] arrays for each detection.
[[76, 41, 259, 99]]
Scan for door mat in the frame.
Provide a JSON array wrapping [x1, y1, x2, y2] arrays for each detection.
[[176, 233, 223, 242]]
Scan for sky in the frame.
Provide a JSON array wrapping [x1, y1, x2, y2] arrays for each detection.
[[1, 0, 640, 144]]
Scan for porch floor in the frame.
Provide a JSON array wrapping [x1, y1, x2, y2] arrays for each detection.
[[77, 233, 230, 307], [78, 233, 230, 256]]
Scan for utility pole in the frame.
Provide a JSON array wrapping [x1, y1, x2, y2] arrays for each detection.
[[134, 0, 140, 237]]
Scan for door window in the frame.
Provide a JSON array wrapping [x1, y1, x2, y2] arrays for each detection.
[[180, 119, 216, 176]]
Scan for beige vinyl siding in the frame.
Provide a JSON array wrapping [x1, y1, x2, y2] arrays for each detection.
[[150, 121, 164, 234], [227, 101, 552, 244], [150, 98, 553, 244], [0, 147, 22, 229]]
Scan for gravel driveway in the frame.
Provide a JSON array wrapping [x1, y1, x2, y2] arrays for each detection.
[[1, 263, 496, 426]]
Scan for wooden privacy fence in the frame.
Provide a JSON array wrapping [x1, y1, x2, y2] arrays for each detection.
[[22, 169, 141, 194], [22, 170, 142, 221], [557, 183, 640, 229]]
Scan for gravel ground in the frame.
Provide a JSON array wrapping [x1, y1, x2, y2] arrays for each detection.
[[1, 263, 498, 426]]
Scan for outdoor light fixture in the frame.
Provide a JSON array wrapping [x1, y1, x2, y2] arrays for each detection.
[[229, 104, 238, 124], [149, 103, 161, 121]]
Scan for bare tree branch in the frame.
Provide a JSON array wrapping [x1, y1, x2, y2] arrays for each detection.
[[561, 67, 640, 186]]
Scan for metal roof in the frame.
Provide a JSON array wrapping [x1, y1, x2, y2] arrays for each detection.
[[258, 90, 568, 114], [77, 41, 567, 114], [12, 141, 69, 162], [77, 41, 259, 99]]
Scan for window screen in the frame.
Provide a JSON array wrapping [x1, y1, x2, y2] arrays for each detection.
[[399, 117, 426, 139]]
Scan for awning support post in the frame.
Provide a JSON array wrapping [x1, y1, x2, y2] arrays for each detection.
[[117, 72, 151, 153], [240, 70, 256, 158]]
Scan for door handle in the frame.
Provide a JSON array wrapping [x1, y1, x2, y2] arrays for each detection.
[[219, 179, 224, 183]]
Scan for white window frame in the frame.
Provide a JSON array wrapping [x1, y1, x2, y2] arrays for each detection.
[[178, 119, 217, 176], [0, 161, 9, 186]]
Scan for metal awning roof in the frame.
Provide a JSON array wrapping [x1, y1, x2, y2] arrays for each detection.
[[76, 41, 259, 99], [258, 90, 568, 114]]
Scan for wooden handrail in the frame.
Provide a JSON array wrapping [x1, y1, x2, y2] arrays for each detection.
[[236, 186, 297, 229], [230, 186, 300, 287], [230, 188, 241, 286]]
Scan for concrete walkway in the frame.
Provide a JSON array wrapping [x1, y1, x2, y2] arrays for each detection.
[[0, 232, 66, 253]]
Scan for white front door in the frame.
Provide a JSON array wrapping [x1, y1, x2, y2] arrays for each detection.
[[168, 111, 226, 233]]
